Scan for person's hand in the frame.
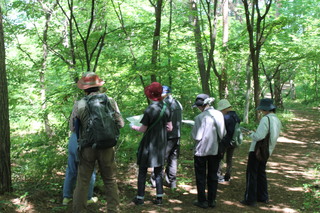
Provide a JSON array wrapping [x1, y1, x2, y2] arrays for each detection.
[[129, 123, 135, 130]]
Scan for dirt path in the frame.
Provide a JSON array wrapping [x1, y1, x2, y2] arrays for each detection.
[[115, 106, 320, 213], [1, 106, 319, 213]]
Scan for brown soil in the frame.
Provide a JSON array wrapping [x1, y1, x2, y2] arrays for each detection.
[[1, 106, 319, 213]]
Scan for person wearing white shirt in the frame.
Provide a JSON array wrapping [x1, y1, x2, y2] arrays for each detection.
[[241, 98, 282, 207], [191, 94, 226, 209]]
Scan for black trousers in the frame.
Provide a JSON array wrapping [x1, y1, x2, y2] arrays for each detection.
[[244, 151, 268, 203], [137, 165, 163, 198], [194, 155, 220, 203], [165, 138, 180, 185]]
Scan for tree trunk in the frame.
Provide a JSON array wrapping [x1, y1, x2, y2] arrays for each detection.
[[243, 56, 251, 124], [39, 1, 55, 137], [242, 0, 272, 121], [150, 0, 163, 82], [190, 0, 210, 95], [220, 0, 229, 99], [167, 0, 173, 86], [274, 67, 283, 109], [0, 6, 12, 194]]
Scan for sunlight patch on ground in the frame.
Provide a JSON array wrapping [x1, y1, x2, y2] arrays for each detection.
[[260, 205, 298, 213], [292, 117, 311, 122], [11, 198, 34, 213], [189, 188, 197, 195], [168, 199, 183, 204], [179, 184, 193, 192], [286, 186, 304, 191], [277, 136, 306, 144], [172, 207, 183, 210]]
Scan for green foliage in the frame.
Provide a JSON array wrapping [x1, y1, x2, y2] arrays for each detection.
[[2, 1, 320, 206], [11, 131, 68, 180], [302, 163, 320, 212]]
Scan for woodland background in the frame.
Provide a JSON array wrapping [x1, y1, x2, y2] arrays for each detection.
[[0, 0, 319, 212]]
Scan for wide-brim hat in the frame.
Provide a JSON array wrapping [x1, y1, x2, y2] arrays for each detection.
[[256, 98, 276, 111], [77, 72, 105, 90], [217, 99, 231, 111], [144, 82, 163, 101], [192, 93, 209, 107]]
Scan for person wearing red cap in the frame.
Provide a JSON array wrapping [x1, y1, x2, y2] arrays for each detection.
[[130, 82, 173, 205], [72, 72, 124, 213]]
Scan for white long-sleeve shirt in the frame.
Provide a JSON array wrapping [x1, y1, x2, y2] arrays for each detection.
[[192, 107, 226, 156]]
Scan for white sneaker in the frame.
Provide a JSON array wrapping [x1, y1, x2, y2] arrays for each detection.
[[87, 197, 98, 204]]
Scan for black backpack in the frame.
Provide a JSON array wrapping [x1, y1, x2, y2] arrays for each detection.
[[78, 94, 119, 149]]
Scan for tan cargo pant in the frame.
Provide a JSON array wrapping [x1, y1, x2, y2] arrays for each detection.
[[73, 147, 119, 213]]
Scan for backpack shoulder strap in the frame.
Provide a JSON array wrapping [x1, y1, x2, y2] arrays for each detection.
[[144, 102, 167, 135]]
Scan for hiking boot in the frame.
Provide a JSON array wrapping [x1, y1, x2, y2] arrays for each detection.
[[132, 197, 144, 205], [240, 200, 257, 207], [87, 197, 98, 204], [193, 200, 208, 209], [257, 199, 269, 204], [208, 200, 216, 208], [224, 174, 230, 181], [62, 198, 72, 205], [153, 198, 163, 205]]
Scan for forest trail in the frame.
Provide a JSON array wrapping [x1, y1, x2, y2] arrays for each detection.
[[1, 104, 319, 213], [115, 105, 320, 213]]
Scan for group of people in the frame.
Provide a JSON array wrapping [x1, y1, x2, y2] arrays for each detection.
[[62, 72, 281, 212]]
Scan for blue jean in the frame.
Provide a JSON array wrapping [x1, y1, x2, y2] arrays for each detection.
[[63, 132, 96, 200]]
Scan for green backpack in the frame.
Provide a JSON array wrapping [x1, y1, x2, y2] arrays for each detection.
[[231, 120, 243, 147], [78, 94, 119, 149]]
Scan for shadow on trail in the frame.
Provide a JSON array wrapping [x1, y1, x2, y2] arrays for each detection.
[[1, 106, 318, 213], [116, 106, 320, 213]]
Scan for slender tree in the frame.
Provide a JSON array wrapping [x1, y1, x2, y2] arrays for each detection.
[[242, 0, 273, 121], [189, 0, 211, 95], [38, 0, 56, 137], [150, 0, 163, 82], [220, 0, 229, 98], [0, 5, 12, 194]]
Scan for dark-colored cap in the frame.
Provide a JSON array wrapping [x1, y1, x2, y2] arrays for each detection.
[[192, 94, 209, 107], [256, 98, 276, 111]]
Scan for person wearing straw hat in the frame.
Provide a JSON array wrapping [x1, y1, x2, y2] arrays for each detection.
[[216, 99, 241, 182], [240, 98, 281, 207], [130, 82, 173, 205], [191, 94, 226, 209], [72, 72, 124, 213]]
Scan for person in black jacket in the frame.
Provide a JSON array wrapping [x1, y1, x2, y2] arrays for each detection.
[[217, 99, 241, 182], [130, 82, 173, 205]]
